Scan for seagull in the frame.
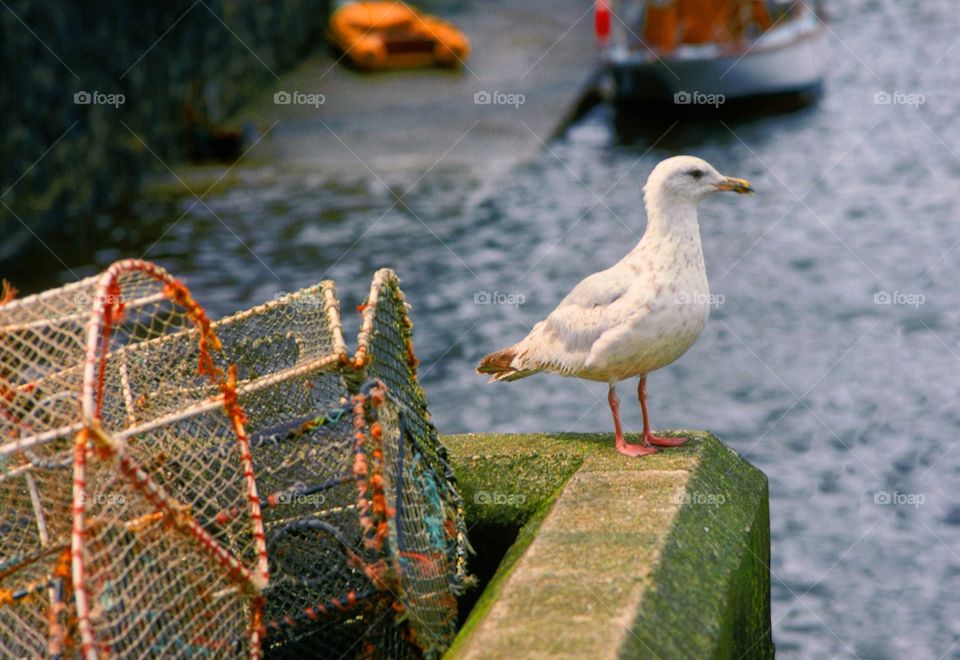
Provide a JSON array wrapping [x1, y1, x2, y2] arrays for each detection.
[[477, 155, 753, 457]]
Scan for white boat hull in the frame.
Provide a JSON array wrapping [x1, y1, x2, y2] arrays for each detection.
[[604, 17, 827, 105]]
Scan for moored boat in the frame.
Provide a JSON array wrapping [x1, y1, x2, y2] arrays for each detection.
[[595, 0, 827, 109]]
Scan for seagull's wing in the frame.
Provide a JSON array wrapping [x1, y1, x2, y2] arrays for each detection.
[[524, 263, 650, 373], [559, 265, 633, 309], [477, 267, 634, 382]]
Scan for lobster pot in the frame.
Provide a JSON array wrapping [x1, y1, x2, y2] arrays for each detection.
[[1, 277, 92, 658], [356, 272, 468, 654], [238, 270, 467, 657], [0, 261, 467, 658], [0, 260, 269, 658], [247, 380, 464, 658]]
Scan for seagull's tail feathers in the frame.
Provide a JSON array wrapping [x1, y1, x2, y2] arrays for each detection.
[[476, 344, 539, 382]]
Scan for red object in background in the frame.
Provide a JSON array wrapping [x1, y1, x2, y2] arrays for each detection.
[[595, 0, 611, 45]]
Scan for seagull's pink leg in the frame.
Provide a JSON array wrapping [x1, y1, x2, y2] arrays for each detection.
[[609, 383, 657, 457], [639, 375, 688, 447]]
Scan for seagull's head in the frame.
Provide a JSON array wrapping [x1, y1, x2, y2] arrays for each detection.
[[643, 155, 754, 205]]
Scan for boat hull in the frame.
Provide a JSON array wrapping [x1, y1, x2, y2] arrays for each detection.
[[605, 23, 827, 107]]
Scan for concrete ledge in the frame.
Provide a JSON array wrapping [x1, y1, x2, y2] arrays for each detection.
[[442, 432, 774, 659]]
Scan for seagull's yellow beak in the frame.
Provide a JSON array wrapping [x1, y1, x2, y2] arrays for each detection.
[[714, 177, 754, 194]]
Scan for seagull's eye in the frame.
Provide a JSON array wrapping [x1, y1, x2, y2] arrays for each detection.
[[688, 169, 705, 180]]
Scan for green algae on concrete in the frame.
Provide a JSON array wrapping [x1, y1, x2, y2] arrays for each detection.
[[442, 432, 773, 659]]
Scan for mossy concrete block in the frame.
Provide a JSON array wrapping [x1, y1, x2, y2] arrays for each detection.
[[442, 432, 774, 659]]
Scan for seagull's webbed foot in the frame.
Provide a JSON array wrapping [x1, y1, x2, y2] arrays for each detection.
[[643, 432, 688, 447], [616, 436, 658, 457]]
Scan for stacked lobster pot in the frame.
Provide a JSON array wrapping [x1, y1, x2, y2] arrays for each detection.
[[0, 259, 468, 659]]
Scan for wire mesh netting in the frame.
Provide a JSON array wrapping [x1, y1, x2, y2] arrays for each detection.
[[0, 260, 467, 658], [357, 270, 470, 652]]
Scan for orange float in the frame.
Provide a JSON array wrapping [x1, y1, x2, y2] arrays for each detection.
[[328, 1, 470, 70]]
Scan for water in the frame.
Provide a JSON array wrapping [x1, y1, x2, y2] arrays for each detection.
[[10, 1, 960, 657]]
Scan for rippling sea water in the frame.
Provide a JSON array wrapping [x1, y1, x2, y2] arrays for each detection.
[[12, 1, 960, 657]]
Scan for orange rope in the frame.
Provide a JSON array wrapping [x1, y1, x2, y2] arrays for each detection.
[[163, 280, 223, 379], [0, 279, 17, 306]]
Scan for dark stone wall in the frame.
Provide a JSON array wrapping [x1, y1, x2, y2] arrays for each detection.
[[0, 0, 329, 259]]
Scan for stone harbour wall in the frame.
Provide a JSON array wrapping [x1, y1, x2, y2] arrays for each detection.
[[444, 432, 775, 659]]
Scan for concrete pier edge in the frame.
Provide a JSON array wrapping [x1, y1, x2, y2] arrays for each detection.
[[442, 432, 774, 659]]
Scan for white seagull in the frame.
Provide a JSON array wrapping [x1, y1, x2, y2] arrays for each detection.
[[477, 155, 753, 457]]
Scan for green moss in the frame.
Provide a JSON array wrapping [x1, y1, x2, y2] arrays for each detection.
[[620, 437, 774, 659], [445, 436, 583, 526]]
